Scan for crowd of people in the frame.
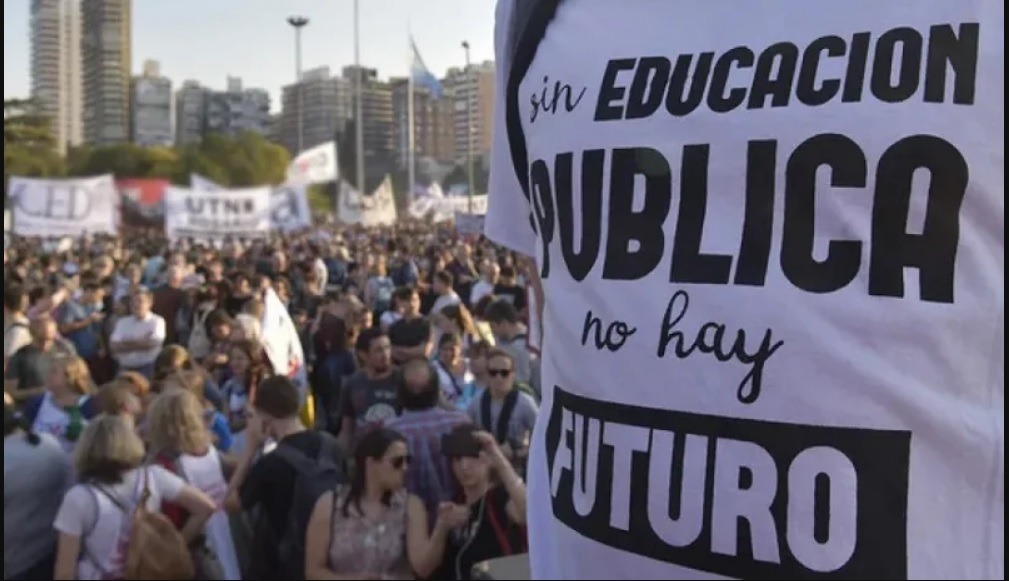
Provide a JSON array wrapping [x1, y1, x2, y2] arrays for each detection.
[[3, 222, 541, 581]]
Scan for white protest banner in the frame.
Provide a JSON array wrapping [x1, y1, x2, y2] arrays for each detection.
[[287, 141, 338, 186], [8, 175, 118, 237], [191, 175, 312, 231], [164, 186, 271, 242], [338, 177, 398, 227], [261, 287, 309, 398], [409, 194, 488, 221], [454, 211, 486, 236]]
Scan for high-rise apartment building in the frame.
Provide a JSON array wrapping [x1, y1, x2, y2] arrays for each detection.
[[174, 80, 207, 146], [204, 77, 271, 137], [130, 60, 172, 147], [391, 77, 455, 167], [444, 61, 495, 164], [342, 66, 394, 165], [29, 0, 82, 155], [278, 66, 351, 154], [81, 0, 132, 146]]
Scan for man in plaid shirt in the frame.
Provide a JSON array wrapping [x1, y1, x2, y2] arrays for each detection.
[[387, 358, 470, 524]]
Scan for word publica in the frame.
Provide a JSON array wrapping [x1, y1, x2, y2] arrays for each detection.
[[545, 387, 912, 579], [595, 23, 978, 121], [528, 135, 967, 304]]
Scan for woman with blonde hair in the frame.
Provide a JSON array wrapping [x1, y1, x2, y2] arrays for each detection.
[[152, 345, 226, 411], [21, 354, 100, 452], [147, 390, 241, 580], [52, 414, 216, 580]]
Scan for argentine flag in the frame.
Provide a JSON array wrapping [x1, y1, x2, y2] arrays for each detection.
[[410, 36, 444, 99]]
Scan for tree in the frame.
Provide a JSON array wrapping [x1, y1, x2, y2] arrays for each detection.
[[4, 98, 65, 195]]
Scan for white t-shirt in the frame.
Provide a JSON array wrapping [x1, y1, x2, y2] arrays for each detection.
[[486, 1, 1004, 579], [110, 312, 166, 369], [53, 466, 185, 580]]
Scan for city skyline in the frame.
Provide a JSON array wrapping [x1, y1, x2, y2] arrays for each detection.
[[3, 0, 496, 112]]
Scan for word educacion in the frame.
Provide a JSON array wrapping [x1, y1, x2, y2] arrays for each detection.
[[527, 23, 977, 306]]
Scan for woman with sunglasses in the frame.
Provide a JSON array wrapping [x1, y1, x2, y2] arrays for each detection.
[[304, 428, 470, 580]]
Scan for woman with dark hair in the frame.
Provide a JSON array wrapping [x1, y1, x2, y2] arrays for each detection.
[[4, 401, 73, 581], [304, 428, 469, 580], [441, 425, 528, 580], [220, 338, 270, 454], [311, 313, 359, 433]]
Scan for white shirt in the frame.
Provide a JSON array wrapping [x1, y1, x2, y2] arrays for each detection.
[[110, 312, 165, 368], [486, 1, 1003, 579], [53, 466, 185, 580], [470, 279, 496, 305]]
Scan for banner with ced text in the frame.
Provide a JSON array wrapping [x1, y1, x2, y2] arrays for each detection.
[[164, 186, 271, 242], [190, 175, 312, 231], [8, 175, 118, 237], [409, 194, 488, 221], [338, 177, 397, 227], [117, 178, 169, 228]]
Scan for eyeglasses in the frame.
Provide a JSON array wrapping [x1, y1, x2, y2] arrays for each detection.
[[389, 455, 412, 470], [488, 368, 513, 378]]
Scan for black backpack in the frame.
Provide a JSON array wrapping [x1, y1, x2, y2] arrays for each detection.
[[247, 433, 345, 580]]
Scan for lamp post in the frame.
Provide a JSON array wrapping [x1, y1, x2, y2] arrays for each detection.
[[353, 0, 365, 197], [287, 16, 309, 154], [461, 40, 474, 213]]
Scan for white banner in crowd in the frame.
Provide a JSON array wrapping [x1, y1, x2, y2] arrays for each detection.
[[190, 175, 312, 231], [409, 194, 488, 221], [454, 211, 485, 236], [261, 287, 309, 396], [8, 175, 118, 237], [338, 177, 398, 227], [286, 141, 338, 186], [164, 186, 271, 242]]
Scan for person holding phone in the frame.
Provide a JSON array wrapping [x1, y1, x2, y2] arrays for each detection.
[[440, 425, 528, 581]]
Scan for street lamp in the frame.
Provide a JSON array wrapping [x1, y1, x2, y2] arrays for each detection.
[[461, 40, 474, 213], [287, 16, 309, 154], [353, 0, 365, 197]]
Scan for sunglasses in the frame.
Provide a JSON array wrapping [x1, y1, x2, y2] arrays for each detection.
[[389, 454, 412, 470], [488, 368, 513, 378]]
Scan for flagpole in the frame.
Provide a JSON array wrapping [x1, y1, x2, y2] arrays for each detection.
[[353, 0, 365, 197], [407, 38, 416, 203]]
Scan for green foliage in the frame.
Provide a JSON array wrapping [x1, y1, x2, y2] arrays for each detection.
[[441, 162, 489, 195], [66, 131, 292, 187], [4, 99, 66, 193], [307, 184, 333, 214]]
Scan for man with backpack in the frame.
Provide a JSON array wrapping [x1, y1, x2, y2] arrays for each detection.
[[485, 0, 1003, 579], [225, 375, 343, 579]]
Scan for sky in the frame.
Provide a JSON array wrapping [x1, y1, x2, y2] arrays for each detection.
[[3, 0, 497, 110]]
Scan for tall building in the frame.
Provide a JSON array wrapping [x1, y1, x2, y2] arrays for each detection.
[[278, 66, 351, 154], [174, 80, 207, 146], [204, 77, 271, 137], [29, 0, 82, 155], [130, 60, 172, 147], [81, 0, 132, 146], [391, 77, 455, 168], [444, 61, 495, 164], [342, 66, 394, 166]]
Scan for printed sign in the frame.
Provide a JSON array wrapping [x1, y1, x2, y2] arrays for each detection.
[[454, 211, 485, 236], [9, 175, 118, 237], [164, 186, 271, 242], [117, 178, 169, 228], [409, 194, 488, 221], [338, 177, 397, 227], [287, 141, 338, 186], [190, 175, 312, 231]]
